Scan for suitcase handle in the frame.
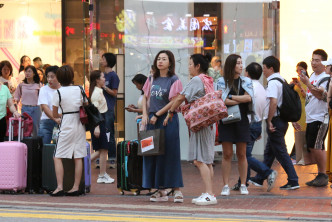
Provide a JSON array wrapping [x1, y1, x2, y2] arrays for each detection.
[[8, 117, 23, 142]]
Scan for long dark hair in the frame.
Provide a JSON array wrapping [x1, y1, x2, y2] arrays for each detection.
[[89, 70, 102, 99], [23, 65, 40, 84], [19, 55, 30, 73], [152, 50, 175, 79], [296, 61, 309, 77], [224, 54, 241, 89]]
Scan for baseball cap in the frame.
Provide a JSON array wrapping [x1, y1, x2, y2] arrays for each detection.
[[321, 58, 332, 66]]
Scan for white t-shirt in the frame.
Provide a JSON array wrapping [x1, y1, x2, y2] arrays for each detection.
[[38, 85, 59, 120], [91, 87, 108, 113], [266, 73, 284, 117], [305, 72, 329, 123], [248, 80, 267, 122]]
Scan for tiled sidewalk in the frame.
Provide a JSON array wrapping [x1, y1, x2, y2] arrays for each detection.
[[0, 161, 331, 220]]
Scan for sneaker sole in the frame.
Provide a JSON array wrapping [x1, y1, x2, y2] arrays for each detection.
[[267, 171, 278, 192], [195, 200, 217, 206], [248, 180, 263, 187], [174, 199, 184, 203], [280, 185, 300, 190], [240, 192, 249, 195], [220, 192, 230, 196]]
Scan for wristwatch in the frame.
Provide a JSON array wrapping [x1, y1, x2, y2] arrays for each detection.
[[228, 94, 232, 100]]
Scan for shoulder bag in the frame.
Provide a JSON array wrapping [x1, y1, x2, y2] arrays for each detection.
[[79, 86, 104, 131], [222, 79, 242, 124], [181, 75, 228, 132]]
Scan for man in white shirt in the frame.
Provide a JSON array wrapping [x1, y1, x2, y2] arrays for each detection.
[[233, 62, 278, 192], [299, 49, 330, 187], [37, 66, 61, 144], [249, 56, 299, 190]]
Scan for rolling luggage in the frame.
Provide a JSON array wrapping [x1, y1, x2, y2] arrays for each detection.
[[0, 117, 27, 193], [42, 142, 91, 194], [41, 144, 57, 193], [23, 136, 43, 194], [117, 140, 145, 195], [62, 142, 91, 194]]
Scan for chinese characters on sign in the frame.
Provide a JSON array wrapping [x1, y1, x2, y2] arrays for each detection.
[[151, 16, 214, 32]]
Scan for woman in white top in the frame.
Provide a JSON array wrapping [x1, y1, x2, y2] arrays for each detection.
[[0, 60, 18, 94], [51, 65, 87, 197], [89, 70, 114, 184]]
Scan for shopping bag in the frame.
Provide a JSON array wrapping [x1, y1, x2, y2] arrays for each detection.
[[138, 129, 165, 156]]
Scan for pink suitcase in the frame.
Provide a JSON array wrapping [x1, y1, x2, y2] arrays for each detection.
[[0, 117, 27, 193]]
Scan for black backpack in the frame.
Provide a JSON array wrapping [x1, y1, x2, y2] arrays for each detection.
[[268, 78, 302, 122]]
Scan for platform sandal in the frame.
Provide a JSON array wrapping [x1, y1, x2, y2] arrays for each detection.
[[173, 190, 183, 203], [149, 190, 168, 202]]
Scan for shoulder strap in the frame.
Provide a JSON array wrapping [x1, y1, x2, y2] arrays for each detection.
[[79, 85, 91, 104], [57, 89, 64, 114], [268, 77, 284, 85], [317, 77, 330, 87]]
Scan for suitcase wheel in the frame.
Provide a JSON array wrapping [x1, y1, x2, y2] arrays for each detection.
[[117, 188, 124, 195], [130, 189, 139, 196]]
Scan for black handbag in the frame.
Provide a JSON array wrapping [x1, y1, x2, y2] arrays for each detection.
[[79, 86, 104, 131], [138, 128, 165, 156]]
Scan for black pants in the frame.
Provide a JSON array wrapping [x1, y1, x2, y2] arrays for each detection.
[[0, 117, 6, 142]]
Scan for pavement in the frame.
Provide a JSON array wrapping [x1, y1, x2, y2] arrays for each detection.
[[0, 160, 331, 221]]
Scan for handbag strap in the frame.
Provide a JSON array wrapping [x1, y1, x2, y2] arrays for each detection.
[[78, 86, 91, 105]]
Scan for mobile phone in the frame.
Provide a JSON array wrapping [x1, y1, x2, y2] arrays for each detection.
[[292, 78, 298, 82], [124, 107, 129, 109]]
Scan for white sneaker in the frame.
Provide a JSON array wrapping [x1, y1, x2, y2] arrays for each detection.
[[195, 193, 217, 206], [220, 185, 230, 196], [192, 193, 204, 204], [97, 173, 114, 184], [240, 184, 249, 195]]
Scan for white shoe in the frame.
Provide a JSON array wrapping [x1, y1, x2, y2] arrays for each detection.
[[192, 193, 204, 204], [221, 185, 230, 196], [195, 193, 217, 206], [240, 184, 249, 195], [150, 190, 168, 202], [97, 173, 114, 184]]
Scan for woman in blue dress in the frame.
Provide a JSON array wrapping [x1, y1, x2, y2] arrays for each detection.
[[141, 50, 184, 203]]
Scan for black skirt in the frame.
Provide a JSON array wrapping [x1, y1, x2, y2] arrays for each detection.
[[90, 113, 109, 151], [218, 114, 250, 143]]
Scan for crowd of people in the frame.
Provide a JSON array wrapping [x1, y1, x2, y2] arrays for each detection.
[[0, 48, 331, 203]]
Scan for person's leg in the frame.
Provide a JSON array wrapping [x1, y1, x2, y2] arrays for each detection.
[[99, 149, 108, 175], [310, 149, 327, 173], [236, 142, 247, 186], [194, 160, 213, 194], [0, 117, 6, 142], [31, 106, 41, 137], [38, 119, 56, 144], [68, 158, 83, 192], [270, 118, 298, 184], [105, 110, 116, 160], [294, 131, 304, 163], [53, 157, 64, 192], [91, 151, 100, 162], [221, 142, 233, 186]]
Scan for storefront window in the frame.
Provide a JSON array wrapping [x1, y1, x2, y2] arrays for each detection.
[[86, 0, 278, 158]]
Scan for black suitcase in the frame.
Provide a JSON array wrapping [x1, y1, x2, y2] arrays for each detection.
[[41, 144, 57, 193], [22, 137, 43, 194], [117, 140, 145, 195], [42, 143, 89, 194]]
